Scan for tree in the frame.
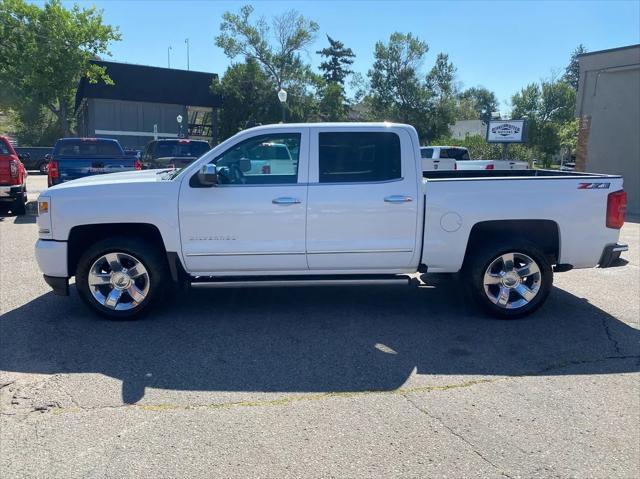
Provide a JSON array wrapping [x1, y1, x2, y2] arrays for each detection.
[[318, 82, 348, 121], [215, 5, 319, 90], [0, 0, 120, 137], [563, 44, 587, 90], [425, 53, 457, 139], [211, 60, 281, 140], [316, 35, 355, 85], [366, 32, 431, 138], [458, 87, 499, 122], [511, 78, 576, 166]]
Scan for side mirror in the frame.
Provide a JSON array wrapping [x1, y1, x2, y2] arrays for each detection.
[[198, 164, 218, 186]]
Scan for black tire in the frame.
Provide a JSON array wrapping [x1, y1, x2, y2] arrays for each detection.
[[12, 189, 26, 216], [75, 236, 169, 320], [464, 241, 553, 319]]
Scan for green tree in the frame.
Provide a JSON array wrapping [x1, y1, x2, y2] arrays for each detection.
[[425, 53, 457, 139], [215, 5, 319, 90], [511, 79, 576, 166], [317, 35, 355, 85], [0, 0, 120, 137], [563, 44, 587, 90], [458, 87, 499, 122], [317, 82, 348, 121]]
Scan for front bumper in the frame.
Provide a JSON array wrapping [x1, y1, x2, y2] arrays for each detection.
[[599, 243, 629, 268], [0, 185, 23, 202], [35, 239, 68, 277], [44, 275, 69, 296]]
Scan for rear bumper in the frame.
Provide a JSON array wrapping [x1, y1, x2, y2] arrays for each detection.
[[599, 243, 628, 268], [0, 185, 23, 202]]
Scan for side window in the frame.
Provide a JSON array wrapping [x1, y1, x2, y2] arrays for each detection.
[[212, 133, 300, 185], [319, 132, 401, 183], [421, 148, 434, 159]]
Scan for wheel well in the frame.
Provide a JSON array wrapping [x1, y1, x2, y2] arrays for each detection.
[[67, 223, 166, 276], [463, 220, 560, 266]]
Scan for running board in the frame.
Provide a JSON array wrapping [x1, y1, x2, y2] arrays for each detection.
[[190, 274, 410, 289]]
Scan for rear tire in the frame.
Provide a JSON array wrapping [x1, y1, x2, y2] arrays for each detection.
[[464, 241, 553, 319], [12, 189, 26, 216], [75, 237, 169, 320]]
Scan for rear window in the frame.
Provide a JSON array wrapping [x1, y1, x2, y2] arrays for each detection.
[[154, 141, 210, 159], [0, 141, 10, 155], [440, 148, 470, 161], [420, 148, 434, 159], [56, 140, 122, 156], [319, 132, 401, 183]]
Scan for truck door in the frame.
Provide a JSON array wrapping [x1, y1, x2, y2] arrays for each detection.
[[306, 128, 420, 270], [178, 128, 309, 274]]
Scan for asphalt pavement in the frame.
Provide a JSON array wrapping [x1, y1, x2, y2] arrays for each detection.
[[1, 174, 638, 478]]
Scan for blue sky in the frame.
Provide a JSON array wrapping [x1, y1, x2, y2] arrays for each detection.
[[54, 0, 640, 113]]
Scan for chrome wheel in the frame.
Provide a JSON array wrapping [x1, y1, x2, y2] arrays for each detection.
[[483, 252, 542, 310], [88, 252, 150, 311]]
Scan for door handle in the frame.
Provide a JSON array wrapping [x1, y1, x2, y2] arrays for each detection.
[[384, 195, 413, 203], [272, 197, 301, 205]]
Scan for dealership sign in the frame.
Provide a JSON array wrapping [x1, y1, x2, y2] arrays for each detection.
[[486, 120, 527, 143]]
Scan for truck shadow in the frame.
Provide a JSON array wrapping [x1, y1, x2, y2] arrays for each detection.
[[1, 276, 638, 404]]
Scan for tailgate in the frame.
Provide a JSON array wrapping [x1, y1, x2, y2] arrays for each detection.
[[57, 157, 136, 182], [0, 158, 11, 185]]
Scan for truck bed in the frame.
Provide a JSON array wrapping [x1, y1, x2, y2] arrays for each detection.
[[423, 169, 619, 179]]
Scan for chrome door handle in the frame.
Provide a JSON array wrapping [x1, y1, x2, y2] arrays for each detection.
[[272, 197, 301, 205], [384, 195, 413, 203]]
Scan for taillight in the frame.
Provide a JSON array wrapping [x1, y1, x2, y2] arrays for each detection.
[[606, 190, 627, 229], [262, 165, 271, 174], [9, 159, 18, 178], [134, 159, 142, 170], [485, 164, 495, 170], [48, 160, 59, 183]]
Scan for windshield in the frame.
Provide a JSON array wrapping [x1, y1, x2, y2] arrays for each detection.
[[155, 141, 210, 158]]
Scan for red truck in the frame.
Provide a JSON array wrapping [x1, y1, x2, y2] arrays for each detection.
[[0, 136, 28, 215]]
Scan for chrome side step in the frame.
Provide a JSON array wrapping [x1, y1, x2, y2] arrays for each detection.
[[190, 275, 410, 289]]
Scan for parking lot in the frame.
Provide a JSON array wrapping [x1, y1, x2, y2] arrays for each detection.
[[1, 173, 638, 478]]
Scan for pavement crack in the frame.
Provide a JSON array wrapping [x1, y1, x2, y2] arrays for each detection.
[[401, 393, 512, 478], [600, 315, 622, 354]]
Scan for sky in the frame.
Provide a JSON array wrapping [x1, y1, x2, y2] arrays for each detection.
[[51, 0, 640, 113]]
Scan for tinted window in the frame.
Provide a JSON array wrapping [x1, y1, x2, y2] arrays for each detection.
[[420, 147, 434, 159], [319, 132, 401, 183], [0, 141, 10, 155], [154, 140, 210, 159], [56, 141, 122, 156], [440, 148, 470, 161], [212, 133, 300, 185]]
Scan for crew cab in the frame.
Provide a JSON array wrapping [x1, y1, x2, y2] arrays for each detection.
[[0, 136, 28, 215], [424, 146, 529, 170], [35, 123, 628, 320], [420, 147, 456, 171], [48, 138, 141, 187]]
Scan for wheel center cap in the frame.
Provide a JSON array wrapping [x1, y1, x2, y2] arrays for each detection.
[[111, 272, 132, 290], [502, 272, 520, 288]]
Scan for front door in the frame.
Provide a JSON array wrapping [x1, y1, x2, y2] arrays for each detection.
[[179, 129, 309, 274], [306, 128, 420, 271]]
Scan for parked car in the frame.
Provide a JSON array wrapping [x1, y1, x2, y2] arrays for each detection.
[[48, 138, 141, 187], [424, 146, 528, 170], [15, 147, 53, 174], [141, 139, 210, 169], [420, 147, 456, 171], [35, 123, 628, 320], [0, 136, 28, 215], [561, 162, 576, 172]]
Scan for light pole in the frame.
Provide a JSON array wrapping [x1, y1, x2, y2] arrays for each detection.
[[177, 114, 183, 138], [185, 38, 190, 71], [277, 88, 287, 123], [167, 46, 172, 68]]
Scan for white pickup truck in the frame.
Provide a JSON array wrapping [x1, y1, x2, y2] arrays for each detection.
[[424, 146, 529, 170], [35, 123, 628, 320]]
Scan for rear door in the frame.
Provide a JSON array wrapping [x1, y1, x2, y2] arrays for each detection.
[[306, 127, 420, 271]]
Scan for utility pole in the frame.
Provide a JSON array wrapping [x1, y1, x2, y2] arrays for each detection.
[[167, 46, 172, 68], [185, 38, 190, 71]]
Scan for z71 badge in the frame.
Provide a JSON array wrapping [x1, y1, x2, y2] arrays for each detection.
[[578, 182, 610, 190], [190, 235, 237, 241]]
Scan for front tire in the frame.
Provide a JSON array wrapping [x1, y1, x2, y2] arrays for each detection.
[[76, 237, 168, 320], [464, 241, 553, 319]]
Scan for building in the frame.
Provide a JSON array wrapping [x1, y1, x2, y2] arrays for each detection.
[[75, 60, 222, 149], [450, 119, 487, 140], [575, 44, 640, 215]]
